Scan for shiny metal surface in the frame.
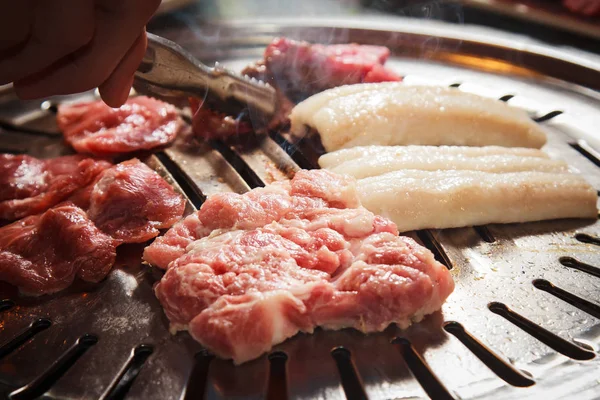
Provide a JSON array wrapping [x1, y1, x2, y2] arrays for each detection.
[[1, 20, 600, 400], [136, 33, 277, 123]]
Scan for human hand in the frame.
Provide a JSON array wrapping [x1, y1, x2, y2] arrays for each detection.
[[0, 0, 161, 108], [563, 0, 600, 16]]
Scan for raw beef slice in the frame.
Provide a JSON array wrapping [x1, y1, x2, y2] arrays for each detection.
[[0, 154, 111, 221], [0, 203, 117, 296], [57, 96, 183, 156]]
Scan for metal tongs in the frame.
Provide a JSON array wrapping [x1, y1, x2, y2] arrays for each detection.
[[134, 33, 277, 124]]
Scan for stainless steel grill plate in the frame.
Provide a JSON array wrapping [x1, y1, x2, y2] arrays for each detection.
[[1, 17, 599, 400]]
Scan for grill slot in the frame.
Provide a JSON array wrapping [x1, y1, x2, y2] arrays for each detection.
[[209, 139, 266, 188], [473, 226, 496, 243], [570, 140, 600, 168], [154, 151, 205, 209], [9, 334, 98, 400], [443, 321, 535, 387], [533, 279, 600, 319], [559, 257, 600, 278], [266, 352, 289, 400], [269, 131, 315, 171], [331, 347, 368, 400], [182, 351, 213, 400], [392, 338, 454, 400], [0, 300, 15, 313], [0, 319, 52, 360], [416, 230, 453, 269], [533, 111, 564, 123], [574, 233, 600, 246], [101, 344, 154, 400], [487, 303, 595, 361]]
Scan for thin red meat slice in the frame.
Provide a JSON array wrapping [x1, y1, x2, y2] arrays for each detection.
[[85, 159, 186, 244], [0, 154, 111, 221], [0, 203, 117, 296], [143, 169, 357, 269], [57, 96, 183, 156], [153, 169, 454, 364], [261, 37, 402, 95]]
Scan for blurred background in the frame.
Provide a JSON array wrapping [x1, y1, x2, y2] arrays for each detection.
[[150, 0, 600, 55]]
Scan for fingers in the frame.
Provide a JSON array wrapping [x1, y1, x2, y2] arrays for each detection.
[[13, 0, 160, 103], [0, 0, 33, 54], [0, 0, 95, 85], [98, 31, 147, 107]]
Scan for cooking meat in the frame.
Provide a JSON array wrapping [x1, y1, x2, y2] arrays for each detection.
[[249, 37, 402, 97], [319, 145, 569, 179], [0, 154, 111, 221], [84, 159, 186, 243], [152, 169, 454, 364], [191, 37, 401, 140], [143, 169, 358, 269], [289, 83, 547, 151], [189, 99, 253, 140], [0, 203, 116, 296], [356, 169, 597, 232], [57, 96, 183, 156]]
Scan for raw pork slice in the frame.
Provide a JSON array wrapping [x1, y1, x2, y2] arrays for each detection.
[[289, 83, 547, 151], [143, 169, 358, 269], [319, 145, 570, 179], [82, 159, 186, 244], [0, 203, 116, 296], [0, 154, 110, 221], [356, 169, 597, 232], [152, 170, 454, 364], [57, 96, 183, 156]]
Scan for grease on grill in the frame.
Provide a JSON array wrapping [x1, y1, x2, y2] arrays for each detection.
[[392, 338, 454, 400], [444, 321, 535, 387], [488, 302, 595, 361], [9, 334, 98, 400], [0, 319, 52, 360], [533, 279, 600, 319], [101, 344, 154, 400], [559, 256, 600, 278]]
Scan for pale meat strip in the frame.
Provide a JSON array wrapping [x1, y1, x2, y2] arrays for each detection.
[[318, 145, 550, 168], [319, 145, 568, 179], [357, 170, 598, 232], [290, 83, 547, 151]]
